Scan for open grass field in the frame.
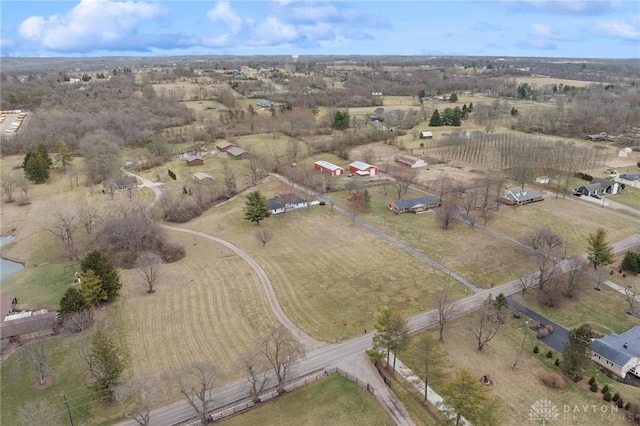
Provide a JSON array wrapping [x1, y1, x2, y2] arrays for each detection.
[[218, 375, 394, 426], [329, 185, 532, 288], [119, 230, 280, 391], [402, 316, 640, 426], [484, 196, 637, 256], [519, 284, 640, 336], [0, 323, 125, 426], [177, 177, 467, 342], [613, 186, 640, 211], [514, 76, 601, 88]]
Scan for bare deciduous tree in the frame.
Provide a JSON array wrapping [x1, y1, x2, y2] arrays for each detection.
[[469, 296, 502, 351], [564, 256, 587, 298], [26, 336, 49, 386], [169, 362, 223, 424], [45, 210, 81, 258], [518, 271, 538, 296], [79, 206, 100, 235], [287, 138, 301, 164], [388, 167, 417, 199], [434, 287, 458, 342], [115, 373, 159, 426], [59, 309, 94, 335], [523, 227, 563, 291], [78, 336, 98, 381], [239, 350, 270, 403], [254, 228, 274, 247], [1, 174, 17, 203], [135, 252, 163, 294], [221, 160, 237, 197], [15, 174, 30, 204], [257, 326, 303, 394], [436, 199, 460, 230], [624, 279, 640, 316]]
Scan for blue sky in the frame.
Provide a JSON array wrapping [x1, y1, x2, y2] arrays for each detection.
[[1, 0, 639, 58]]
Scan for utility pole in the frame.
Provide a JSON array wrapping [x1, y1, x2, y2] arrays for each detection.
[[62, 392, 74, 426]]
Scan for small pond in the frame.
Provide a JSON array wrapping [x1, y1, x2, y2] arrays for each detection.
[[1, 235, 24, 282]]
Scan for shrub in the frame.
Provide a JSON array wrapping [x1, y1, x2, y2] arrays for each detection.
[[613, 392, 620, 402], [555, 358, 560, 366], [604, 391, 612, 402], [590, 383, 598, 392], [618, 398, 624, 408], [546, 350, 554, 358], [625, 402, 631, 410], [602, 384, 610, 394], [540, 372, 565, 390], [537, 328, 550, 339], [533, 345, 539, 354], [621, 251, 640, 274], [589, 376, 597, 386], [545, 324, 554, 334]]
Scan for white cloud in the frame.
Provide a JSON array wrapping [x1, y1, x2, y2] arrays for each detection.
[[207, 1, 243, 33], [253, 16, 298, 44], [17, 0, 163, 51], [592, 16, 640, 39], [530, 23, 560, 39]]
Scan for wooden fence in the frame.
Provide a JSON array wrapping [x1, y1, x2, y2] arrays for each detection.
[[181, 368, 375, 425]]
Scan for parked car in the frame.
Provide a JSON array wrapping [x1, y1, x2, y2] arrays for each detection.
[[572, 192, 582, 197]]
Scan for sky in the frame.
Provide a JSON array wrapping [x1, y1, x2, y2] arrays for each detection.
[[1, 0, 639, 59]]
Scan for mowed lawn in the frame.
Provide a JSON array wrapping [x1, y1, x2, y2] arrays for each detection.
[[179, 178, 465, 342], [330, 185, 532, 288], [119, 230, 280, 391], [403, 317, 639, 426], [485, 196, 637, 255], [218, 375, 394, 426]]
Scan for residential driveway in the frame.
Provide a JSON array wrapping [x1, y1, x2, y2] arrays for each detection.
[[507, 296, 569, 353]]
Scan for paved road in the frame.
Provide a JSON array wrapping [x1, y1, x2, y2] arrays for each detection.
[[507, 296, 569, 353], [120, 171, 640, 425]]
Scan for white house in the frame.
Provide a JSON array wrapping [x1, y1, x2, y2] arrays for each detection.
[[419, 131, 433, 139], [267, 194, 308, 215], [591, 327, 640, 379], [396, 155, 427, 169]]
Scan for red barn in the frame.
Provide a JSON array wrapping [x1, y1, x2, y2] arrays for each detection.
[[349, 161, 378, 176], [314, 160, 344, 176], [186, 156, 204, 166]]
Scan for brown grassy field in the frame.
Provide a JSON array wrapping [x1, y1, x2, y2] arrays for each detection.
[[484, 196, 637, 255], [175, 177, 467, 342], [403, 316, 640, 426], [329, 185, 532, 288], [118, 230, 280, 398]]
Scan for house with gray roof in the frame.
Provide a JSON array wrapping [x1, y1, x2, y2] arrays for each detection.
[[498, 188, 543, 206], [267, 194, 308, 215], [226, 146, 248, 159], [591, 326, 640, 379], [389, 196, 439, 214], [575, 178, 620, 196]]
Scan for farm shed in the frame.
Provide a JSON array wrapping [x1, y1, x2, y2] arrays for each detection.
[[499, 188, 543, 206], [193, 172, 215, 183], [226, 147, 248, 160], [396, 155, 427, 169], [186, 156, 204, 166], [389, 196, 439, 214], [216, 141, 237, 152], [267, 194, 308, 215], [535, 176, 550, 184], [102, 176, 138, 192], [314, 160, 344, 176], [349, 161, 378, 177], [1, 311, 58, 354], [591, 327, 640, 379], [420, 131, 433, 139], [575, 178, 619, 196]]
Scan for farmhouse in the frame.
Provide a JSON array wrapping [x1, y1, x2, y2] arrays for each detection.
[[267, 194, 308, 215], [584, 132, 608, 141], [591, 327, 640, 379], [396, 154, 427, 169], [575, 178, 620, 196], [102, 176, 138, 192], [226, 146, 248, 159], [193, 172, 215, 183], [185, 156, 204, 166], [256, 99, 272, 108], [314, 160, 344, 176], [617, 174, 640, 188], [499, 188, 544, 206], [389, 196, 439, 214], [349, 161, 378, 177], [535, 176, 550, 185], [216, 141, 238, 152], [419, 131, 433, 139]]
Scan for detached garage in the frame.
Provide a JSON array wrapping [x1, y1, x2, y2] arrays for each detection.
[[349, 161, 378, 177], [314, 160, 344, 176]]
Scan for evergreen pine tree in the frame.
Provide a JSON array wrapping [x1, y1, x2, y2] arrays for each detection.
[[81, 251, 122, 302], [80, 269, 103, 306], [429, 109, 443, 126], [59, 287, 90, 317], [244, 191, 271, 224], [587, 228, 614, 271], [90, 329, 124, 401]]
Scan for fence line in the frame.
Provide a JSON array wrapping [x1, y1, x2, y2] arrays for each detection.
[[195, 368, 374, 424]]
